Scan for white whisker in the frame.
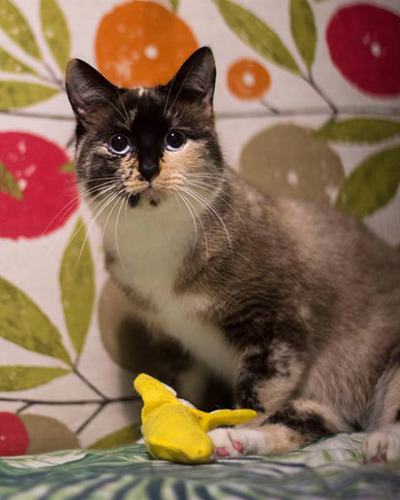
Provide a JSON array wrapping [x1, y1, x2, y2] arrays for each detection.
[[181, 186, 232, 249], [73, 189, 121, 272], [176, 192, 198, 248], [114, 195, 127, 271]]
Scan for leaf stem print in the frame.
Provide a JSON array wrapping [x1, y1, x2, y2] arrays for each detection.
[[0, 395, 140, 407], [0, 0, 68, 109], [0, 109, 74, 120], [301, 71, 338, 116], [73, 368, 106, 399], [75, 402, 107, 435]]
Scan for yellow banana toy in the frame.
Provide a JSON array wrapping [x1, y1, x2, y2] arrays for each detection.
[[133, 373, 257, 464]]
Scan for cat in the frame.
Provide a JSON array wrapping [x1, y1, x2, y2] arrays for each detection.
[[66, 47, 400, 463]]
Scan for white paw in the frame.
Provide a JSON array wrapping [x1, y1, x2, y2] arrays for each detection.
[[363, 426, 400, 463], [208, 428, 267, 458]]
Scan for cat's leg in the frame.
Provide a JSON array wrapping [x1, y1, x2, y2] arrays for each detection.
[[209, 399, 351, 457], [362, 358, 400, 463], [210, 343, 350, 457]]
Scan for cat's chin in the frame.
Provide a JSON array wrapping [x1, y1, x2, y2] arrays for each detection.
[[126, 189, 163, 209]]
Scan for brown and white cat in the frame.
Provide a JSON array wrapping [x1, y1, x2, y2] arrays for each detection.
[[66, 47, 400, 462]]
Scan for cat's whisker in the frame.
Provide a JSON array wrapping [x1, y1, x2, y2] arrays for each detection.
[[184, 192, 209, 254], [114, 195, 128, 271], [97, 94, 130, 125], [44, 183, 116, 261], [124, 193, 131, 229], [186, 180, 244, 225], [73, 189, 121, 272], [164, 72, 177, 116], [176, 192, 198, 248], [181, 186, 232, 249], [115, 87, 130, 124], [185, 172, 222, 178]]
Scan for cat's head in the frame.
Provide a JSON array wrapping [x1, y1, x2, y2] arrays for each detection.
[[66, 47, 223, 211]]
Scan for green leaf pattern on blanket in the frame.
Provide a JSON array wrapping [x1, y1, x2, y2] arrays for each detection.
[[1, 437, 400, 500]]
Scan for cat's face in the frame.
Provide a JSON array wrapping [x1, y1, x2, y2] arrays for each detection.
[[66, 47, 223, 211]]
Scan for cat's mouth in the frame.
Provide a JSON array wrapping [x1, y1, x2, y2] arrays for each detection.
[[124, 184, 162, 208]]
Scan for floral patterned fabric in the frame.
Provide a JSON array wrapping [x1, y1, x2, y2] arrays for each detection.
[[0, 0, 399, 455]]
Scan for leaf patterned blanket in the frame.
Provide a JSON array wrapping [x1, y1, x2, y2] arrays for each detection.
[[0, 433, 399, 499]]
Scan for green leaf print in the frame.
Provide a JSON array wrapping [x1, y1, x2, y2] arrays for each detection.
[[0, 0, 41, 60], [167, 0, 180, 13], [59, 218, 95, 354], [336, 147, 400, 217], [0, 161, 23, 200], [314, 118, 400, 143], [0, 47, 37, 75], [0, 81, 58, 109], [0, 366, 70, 391], [0, 275, 72, 366], [40, 0, 71, 72], [88, 424, 142, 449], [215, 0, 300, 74], [290, 0, 317, 69]]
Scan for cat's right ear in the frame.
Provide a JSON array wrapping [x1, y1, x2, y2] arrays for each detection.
[[166, 47, 216, 112], [65, 59, 117, 122]]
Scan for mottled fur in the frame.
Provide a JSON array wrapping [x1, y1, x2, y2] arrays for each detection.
[[66, 48, 400, 462]]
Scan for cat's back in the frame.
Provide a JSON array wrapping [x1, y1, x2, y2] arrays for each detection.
[[274, 195, 400, 316]]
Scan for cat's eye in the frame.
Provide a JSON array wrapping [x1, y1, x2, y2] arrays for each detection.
[[108, 134, 132, 155], [164, 131, 187, 152]]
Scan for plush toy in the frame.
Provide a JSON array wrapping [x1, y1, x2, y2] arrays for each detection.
[[134, 373, 257, 464]]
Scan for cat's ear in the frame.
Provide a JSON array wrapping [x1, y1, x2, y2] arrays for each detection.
[[65, 59, 117, 122], [166, 47, 216, 111]]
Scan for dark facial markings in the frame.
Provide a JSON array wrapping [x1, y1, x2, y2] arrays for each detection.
[[75, 78, 222, 209]]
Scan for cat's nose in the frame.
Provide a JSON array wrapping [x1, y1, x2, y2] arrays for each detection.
[[138, 161, 160, 182]]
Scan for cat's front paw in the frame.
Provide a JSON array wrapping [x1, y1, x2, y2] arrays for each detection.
[[208, 428, 267, 458], [362, 426, 400, 463]]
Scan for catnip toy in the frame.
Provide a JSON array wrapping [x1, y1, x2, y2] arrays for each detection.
[[134, 373, 257, 464]]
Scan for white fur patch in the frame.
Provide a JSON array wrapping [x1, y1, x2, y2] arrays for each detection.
[[96, 195, 238, 382], [362, 424, 400, 463], [208, 428, 268, 457]]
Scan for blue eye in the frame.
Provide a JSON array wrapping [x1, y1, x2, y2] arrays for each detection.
[[164, 131, 186, 152], [109, 134, 131, 155]]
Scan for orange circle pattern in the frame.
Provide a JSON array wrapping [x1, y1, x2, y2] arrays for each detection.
[[95, 1, 198, 88], [227, 59, 271, 100]]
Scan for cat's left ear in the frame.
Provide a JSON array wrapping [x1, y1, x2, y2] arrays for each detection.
[[166, 47, 216, 112]]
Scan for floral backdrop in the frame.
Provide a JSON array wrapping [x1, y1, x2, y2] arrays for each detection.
[[0, 0, 399, 456]]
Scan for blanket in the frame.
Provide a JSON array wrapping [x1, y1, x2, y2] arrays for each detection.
[[1, 433, 399, 499]]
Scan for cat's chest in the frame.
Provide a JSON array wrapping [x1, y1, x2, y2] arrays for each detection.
[[102, 212, 237, 381]]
